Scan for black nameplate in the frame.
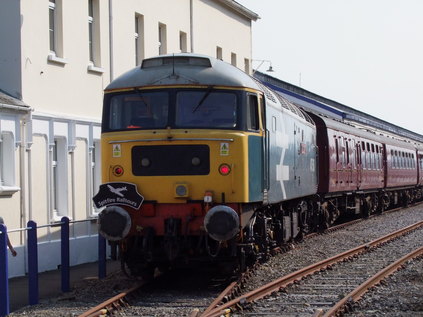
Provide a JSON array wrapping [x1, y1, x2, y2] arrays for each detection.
[[93, 182, 144, 210]]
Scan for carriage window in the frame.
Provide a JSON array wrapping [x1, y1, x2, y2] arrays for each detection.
[[391, 150, 395, 168], [401, 152, 405, 168], [395, 150, 398, 168], [335, 137, 339, 164], [175, 91, 237, 128], [345, 140, 350, 164], [107, 91, 169, 130]]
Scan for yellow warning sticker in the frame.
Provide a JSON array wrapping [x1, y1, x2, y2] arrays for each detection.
[[220, 143, 229, 156], [113, 144, 121, 157]]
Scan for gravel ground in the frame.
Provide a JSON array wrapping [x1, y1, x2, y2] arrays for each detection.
[[8, 204, 423, 316], [241, 205, 423, 295], [344, 258, 423, 317], [8, 270, 138, 317]]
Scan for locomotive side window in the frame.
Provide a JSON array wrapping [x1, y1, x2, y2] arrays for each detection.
[[246, 94, 259, 131], [175, 91, 237, 128]]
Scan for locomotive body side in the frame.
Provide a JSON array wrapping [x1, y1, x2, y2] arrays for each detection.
[[263, 87, 317, 204]]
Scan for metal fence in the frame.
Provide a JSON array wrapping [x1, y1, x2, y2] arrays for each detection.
[[0, 217, 107, 317]]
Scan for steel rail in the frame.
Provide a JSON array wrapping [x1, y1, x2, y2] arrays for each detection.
[[321, 246, 423, 317], [202, 220, 423, 317], [78, 283, 143, 317], [200, 281, 237, 316]]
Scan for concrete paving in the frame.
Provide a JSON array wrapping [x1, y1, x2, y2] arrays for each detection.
[[8, 260, 121, 312]]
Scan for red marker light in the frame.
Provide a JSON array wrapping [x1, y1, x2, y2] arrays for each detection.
[[113, 165, 124, 176], [219, 164, 231, 175]]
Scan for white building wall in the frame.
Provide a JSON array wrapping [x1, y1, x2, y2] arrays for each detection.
[[19, 0, 110, 118], [193, 0, 253, 68]]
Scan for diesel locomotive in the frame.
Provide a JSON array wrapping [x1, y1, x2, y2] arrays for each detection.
[[94, 53, 423, 276]]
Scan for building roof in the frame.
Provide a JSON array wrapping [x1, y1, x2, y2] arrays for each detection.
[[215, 0, 260, 21], [0, 90, 31, 113], [254, 71, 423, 144]]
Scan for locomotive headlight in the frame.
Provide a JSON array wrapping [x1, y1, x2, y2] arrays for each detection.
[[191, 156, 201, 166], [218, 163, 231, 175], [175, 184, 189, 198], [141, 158, 150, 167]]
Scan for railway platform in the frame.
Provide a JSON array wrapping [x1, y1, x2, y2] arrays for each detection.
[[8, 260, 120, 313]]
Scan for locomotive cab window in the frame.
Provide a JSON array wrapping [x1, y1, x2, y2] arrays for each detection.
[[105, 91, 169, 130], [175, 90, 237, 128], [246, 94, 259, 131]]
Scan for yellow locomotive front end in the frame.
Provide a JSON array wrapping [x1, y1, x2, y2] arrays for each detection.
[[95, 60, 266, 275]]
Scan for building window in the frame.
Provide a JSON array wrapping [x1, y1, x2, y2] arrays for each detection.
[[87, 0, 101, 67], [49, 0, 56, 52], [158, 23, 167, 55], [0, 133, 19, 195], [135, 14, 145, 65], [88, 0, 94, 62], [48, 0, 64, 61], [244, 58, 250, 74], [231, 53, 237, 66], [179, 31, 187, 53], [216, 46, 222, 60], [51, 138, 68, 221]]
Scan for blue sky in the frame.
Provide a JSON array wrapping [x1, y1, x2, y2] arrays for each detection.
[[237, 0, 423, 135]]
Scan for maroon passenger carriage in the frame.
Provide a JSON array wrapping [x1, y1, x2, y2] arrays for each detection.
[[308, 112, 422, 225]]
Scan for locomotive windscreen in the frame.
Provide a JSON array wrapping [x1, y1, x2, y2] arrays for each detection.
[[175, 91, 237, 128], [102, 89, 239, 131], [106, 91, 169, 131]]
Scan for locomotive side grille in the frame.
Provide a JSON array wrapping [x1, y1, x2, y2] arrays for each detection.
[[132, 145, 210, 176]]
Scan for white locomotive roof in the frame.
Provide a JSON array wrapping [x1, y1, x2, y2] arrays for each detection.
[[105, 53, 262, 91]]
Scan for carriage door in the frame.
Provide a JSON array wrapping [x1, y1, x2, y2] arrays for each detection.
[[247, 93, 266, 202], [356, 142, 362, 189], [260, 95, 269, 192]]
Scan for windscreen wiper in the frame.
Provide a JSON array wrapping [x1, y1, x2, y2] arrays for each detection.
[[192, 86, 213, 113]]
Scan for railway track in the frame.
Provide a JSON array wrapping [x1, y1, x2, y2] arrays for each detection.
[[201, 221, 423, 317], [75, 205, 423, 317]]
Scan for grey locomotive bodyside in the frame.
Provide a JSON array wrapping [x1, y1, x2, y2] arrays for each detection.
[[263, 88, 318, 204]]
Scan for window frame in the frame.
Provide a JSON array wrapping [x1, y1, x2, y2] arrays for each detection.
[[0, 132, 20, 196], [102, 88, 247, 132], [50, 138, 68, 222], [135, 14, 145, 65]]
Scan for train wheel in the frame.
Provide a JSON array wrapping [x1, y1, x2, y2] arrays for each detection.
[[140, 265, 155, 282]]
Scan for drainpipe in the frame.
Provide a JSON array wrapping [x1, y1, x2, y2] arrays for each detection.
[[190, 0, 194, 53], [19, 116, 27, 245], [109, 0, 114, 81]]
